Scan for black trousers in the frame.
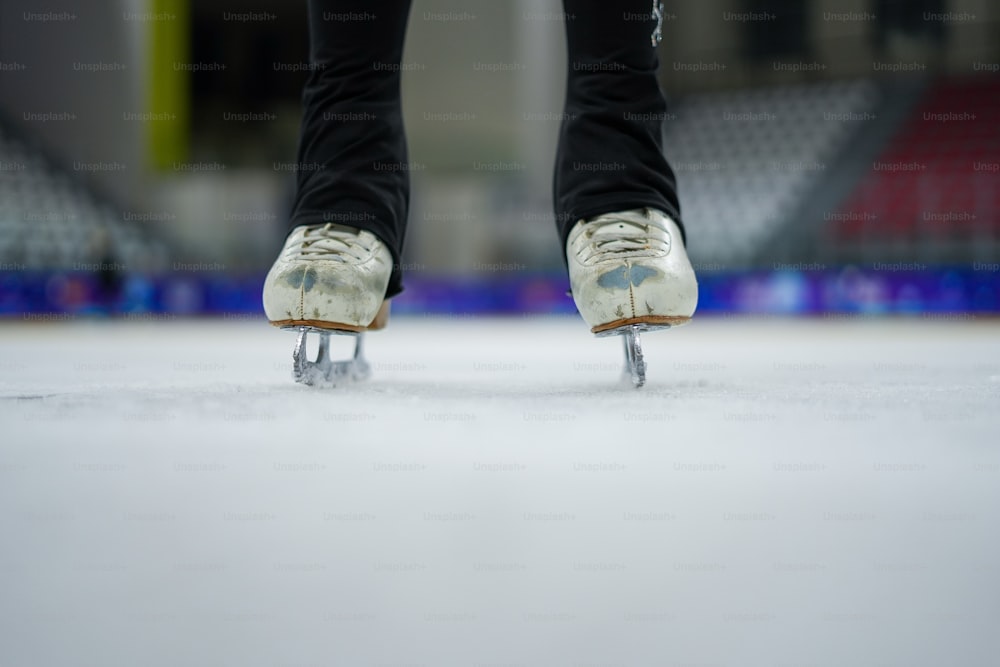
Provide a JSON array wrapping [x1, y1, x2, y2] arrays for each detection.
[[289, 0, 682, 298]]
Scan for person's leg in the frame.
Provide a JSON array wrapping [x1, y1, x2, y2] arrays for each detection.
[[556, 1, 696, 386], [290, 0, 413, 298], [554, 0, 683, 249]]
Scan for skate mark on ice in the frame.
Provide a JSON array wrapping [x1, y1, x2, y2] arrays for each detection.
[[0, 394, 59, 401]]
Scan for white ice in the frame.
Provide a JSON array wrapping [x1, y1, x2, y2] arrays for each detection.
[[1, 316, 998, 666]]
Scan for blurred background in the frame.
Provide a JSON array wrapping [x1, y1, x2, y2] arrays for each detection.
[[0, 0, 998, 317]]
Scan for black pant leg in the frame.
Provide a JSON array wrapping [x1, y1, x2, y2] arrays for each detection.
[[289, 0, 413, 298], [555, 0, 684, 250]]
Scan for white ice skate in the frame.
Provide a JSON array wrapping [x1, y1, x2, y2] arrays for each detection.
[[263, 223, 392, 386], [566, 208, 697, 387]]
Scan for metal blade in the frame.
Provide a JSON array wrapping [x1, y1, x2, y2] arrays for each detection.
[[289, 327, 370, 387]]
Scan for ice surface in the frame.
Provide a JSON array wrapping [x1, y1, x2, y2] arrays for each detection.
[[1, 316, 998, 666]]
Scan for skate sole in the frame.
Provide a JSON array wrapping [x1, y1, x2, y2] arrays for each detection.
[[591, 314, 690, 335], [270, 301, 390, 333]]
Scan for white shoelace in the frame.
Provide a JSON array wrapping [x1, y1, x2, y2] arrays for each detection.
[[576, 210, 671, 263], [286, 223, 370, 263]]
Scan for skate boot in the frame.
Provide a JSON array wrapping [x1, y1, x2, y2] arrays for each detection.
[[566, 208, 697, 387], [263, 222, 393, 386]]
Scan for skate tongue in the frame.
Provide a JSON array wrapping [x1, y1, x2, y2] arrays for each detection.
[[582, 211, 670, 259], [587, 222, 658, 255], [298, 224, 368, 262], [317, 222, 361, 236], [586, 209, 669, 234]]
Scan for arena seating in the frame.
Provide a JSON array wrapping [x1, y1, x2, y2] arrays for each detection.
[[0, 127, 167, 271], [664, 79, 880, 267], [832, 76, 1000, 244]]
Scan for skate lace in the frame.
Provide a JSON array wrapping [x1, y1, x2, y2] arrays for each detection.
[[286, 223, 371, 263], [576, 210, 670, 263]]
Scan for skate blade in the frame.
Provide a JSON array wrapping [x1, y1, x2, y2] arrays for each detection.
[[592, 318, 689, 388], [285, 326, 370, 387]]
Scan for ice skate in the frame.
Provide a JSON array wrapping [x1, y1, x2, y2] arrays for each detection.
[[262, 223, 392, 386], [566, 208, 697, 387]]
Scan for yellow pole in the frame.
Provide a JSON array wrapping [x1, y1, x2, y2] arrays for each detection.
[[146, 0, 189, 169]]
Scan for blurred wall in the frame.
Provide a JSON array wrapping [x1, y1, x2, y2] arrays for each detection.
[[149, 0, 572, 273], [0, 0, 148, 205], [661, 0, 999, 91], [400, 0, 567, 274]]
